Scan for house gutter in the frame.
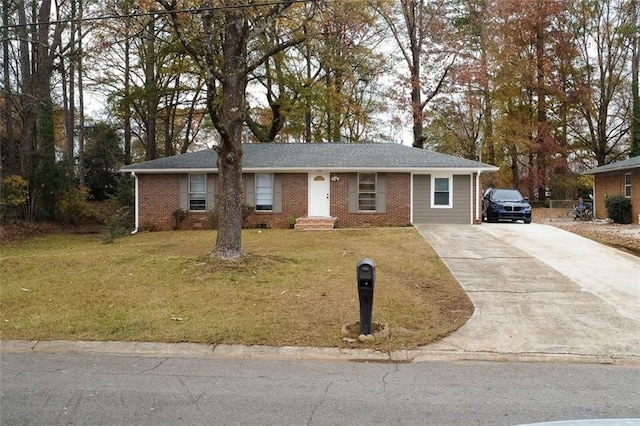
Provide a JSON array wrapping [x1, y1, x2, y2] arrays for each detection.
[[131, 172, 139, 234]]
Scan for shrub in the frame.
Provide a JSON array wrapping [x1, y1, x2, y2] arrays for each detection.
[[1, 175, 29, 222], [103, 206, 131, 244], [171, 208, 187, 230], [605, 195, 632, 224], [114, 175, 135, 208], [57, 188, 98, 225]]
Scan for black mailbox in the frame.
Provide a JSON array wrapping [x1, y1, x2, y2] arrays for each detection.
[[357, 258, 376, 335]]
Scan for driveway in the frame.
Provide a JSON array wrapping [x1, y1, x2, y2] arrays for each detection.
[[414, 223, 640, 361]]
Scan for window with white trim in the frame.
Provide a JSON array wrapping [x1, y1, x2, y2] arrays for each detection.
[[256, 173, 274, 211], [189, 174, 206, 211], [625, 173, 631, 197], [431, 176, 452, 208], [358, 173, 376, 211]]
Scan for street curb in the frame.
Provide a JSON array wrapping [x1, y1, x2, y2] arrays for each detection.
[[2, 340, 639, 365]]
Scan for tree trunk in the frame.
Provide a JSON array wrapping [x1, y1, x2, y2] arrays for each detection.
[[479, 1, 494, 165], [16, 0, 35, 181], [631, 0, 640, 157], [2, 0, 17, 178], [211, 8, 248, 260], [77, 3, 86, 188], [124, 36, 132, 164], [144, 15, 158, 160], [408, 2, 424, 149]]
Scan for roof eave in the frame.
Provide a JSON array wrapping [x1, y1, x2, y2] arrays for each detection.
[[583, 165, 640, 175], [121, 166, 499, 174]]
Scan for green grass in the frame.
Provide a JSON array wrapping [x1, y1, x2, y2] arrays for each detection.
[[0, 228, 473, 351]]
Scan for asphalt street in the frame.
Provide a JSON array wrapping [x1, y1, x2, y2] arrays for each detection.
[[2, 353, 639, 425]]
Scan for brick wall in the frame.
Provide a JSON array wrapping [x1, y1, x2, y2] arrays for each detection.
[[137, 174, 180, 230], [594, 168, 639, 224], [138, 172, 413, 230], [245, 173, 308, 228], [330, 172, 411, 228]]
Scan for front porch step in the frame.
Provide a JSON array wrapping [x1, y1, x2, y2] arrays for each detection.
[[294, 217, 336, 230]]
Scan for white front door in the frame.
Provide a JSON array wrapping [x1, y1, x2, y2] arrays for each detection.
[[308, 173, 331, 217]]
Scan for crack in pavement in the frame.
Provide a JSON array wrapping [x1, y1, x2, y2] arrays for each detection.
[[139, 357, 169, 374], [307, 381, 332, 426]]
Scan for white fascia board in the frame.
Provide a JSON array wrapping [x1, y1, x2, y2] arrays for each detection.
[[121, 166, 499, 174], [585, 165, 640, 175], [120, 168, 216, 174], [241, 167, 499, 174]]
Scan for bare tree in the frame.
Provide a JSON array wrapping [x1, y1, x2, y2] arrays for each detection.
[[569, 0, 632, 166], [374, 0, 460, 148], [157, 0, 310, 259]]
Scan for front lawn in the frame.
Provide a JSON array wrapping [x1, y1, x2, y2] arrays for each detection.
[[0, 228, 473, 351]]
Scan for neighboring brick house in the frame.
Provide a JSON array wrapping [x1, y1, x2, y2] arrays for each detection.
[[120, 143, 498, 230], [584, 156, 640, 224]]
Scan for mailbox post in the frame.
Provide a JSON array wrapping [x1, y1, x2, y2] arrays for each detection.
[[356, 258, 376, 335]]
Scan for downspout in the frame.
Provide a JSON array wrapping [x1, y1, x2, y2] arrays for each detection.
[[131, 171, 139, 234], [409, 172, 414, 224], [475, 171, 482, 223]]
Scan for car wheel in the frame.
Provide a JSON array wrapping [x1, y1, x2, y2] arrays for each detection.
[[524, 218, 531, 224], [487, 209, 498, 223]]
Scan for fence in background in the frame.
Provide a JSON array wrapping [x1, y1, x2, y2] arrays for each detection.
[[548, 199, 579, 221]]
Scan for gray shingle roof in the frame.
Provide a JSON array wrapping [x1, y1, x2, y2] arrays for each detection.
[[584, 156, 640, 175], [120, 143, 498, 172]]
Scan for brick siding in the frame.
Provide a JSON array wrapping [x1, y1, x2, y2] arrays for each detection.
[[137, 172, 412, 230], [594, 168, 639, 224], [329, 172, 411, 228], [137, 174, 180, 230]]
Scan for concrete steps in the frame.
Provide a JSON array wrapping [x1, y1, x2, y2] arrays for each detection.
[[294, 217, 336, 230]]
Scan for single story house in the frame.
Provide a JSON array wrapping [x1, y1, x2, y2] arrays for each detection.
[[120, 143, 498, 230], [584, 155, 640, 224]]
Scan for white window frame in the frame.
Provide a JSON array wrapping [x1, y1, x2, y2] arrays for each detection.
[[255, 173, 274, 211], [624, 173, 631, 197], [189, 174, 206, 211], [431, 174, 453, 208], [358, 173, 377, 212]]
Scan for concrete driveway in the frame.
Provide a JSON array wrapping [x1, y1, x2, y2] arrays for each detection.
[[414, 223, 640, 362]]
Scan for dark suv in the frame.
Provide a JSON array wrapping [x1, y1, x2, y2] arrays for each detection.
[[482, 189, 532, 223]]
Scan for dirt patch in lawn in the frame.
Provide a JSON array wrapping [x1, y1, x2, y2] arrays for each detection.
[[0, 228, 473, 351]]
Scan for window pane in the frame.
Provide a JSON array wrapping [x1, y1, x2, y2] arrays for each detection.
[[433, 177, 450, 206], [359, 193, 376, 211], [434, 192, 449, 205], [434, 178, 449, 192], [190, 174, 205, 192], [359, 174, 376, 192], [190, 198, 206, 211], [256, 173, 273, 211]]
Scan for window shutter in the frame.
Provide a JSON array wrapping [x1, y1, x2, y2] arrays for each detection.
[[348, 173, 358, 213], [245, 173, 255, 207], [206, 174, 216, 210], [376, 173, 386, 213], [179, 174, 188, 210], [273, 174, 283, 213]]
